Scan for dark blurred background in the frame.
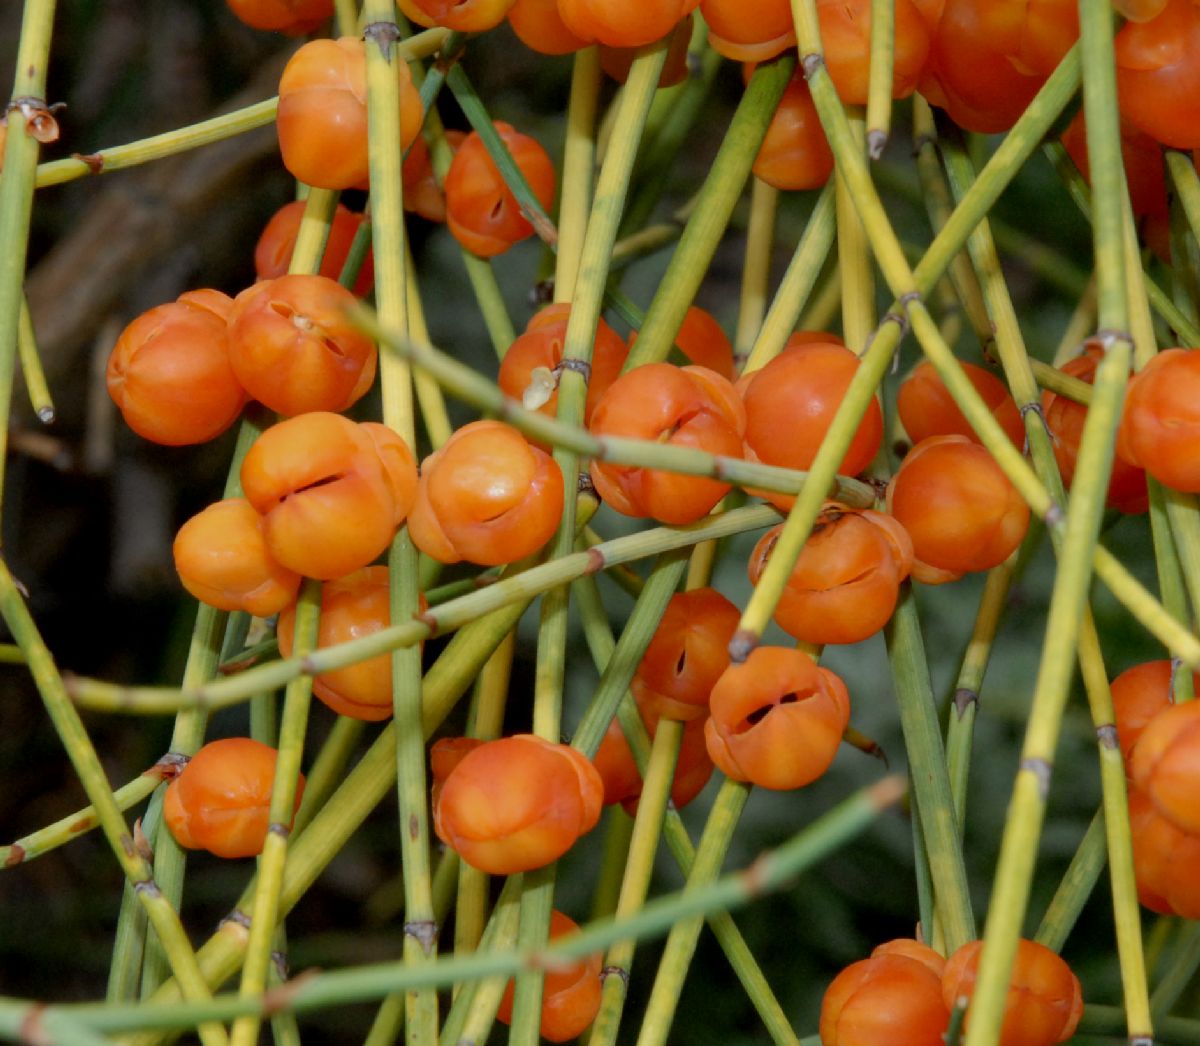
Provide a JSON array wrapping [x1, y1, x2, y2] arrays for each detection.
[[0, 2, 1165, 1041]]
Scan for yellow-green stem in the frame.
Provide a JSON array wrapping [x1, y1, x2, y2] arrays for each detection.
[[231, 579, 320, 1046]]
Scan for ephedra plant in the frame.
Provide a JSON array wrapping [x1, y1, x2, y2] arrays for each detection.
[[5, 0, 1200, 1043]]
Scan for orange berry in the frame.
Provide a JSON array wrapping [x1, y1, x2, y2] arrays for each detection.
[[277, 37, 422, 190], [589, 363, 746, 524], [748, 504, 913, 646], [741, 337, 883, 512], [1116, 0, 1200, 149], [941, 938, 1083, 1046], [173, 498, 301, 617], [886, 435, 1029, 584], [497, 303, 629, 428], [897, 359, 1024, 450], [276, 567, 426, 722], [1042, 344, 1148, 513], [1130, 699, 1200, 835], [704, 646, 850, 790], [702, 0, 795, 63], [507, 0, 589, 54], [241, 413, 417, 580], [592, 709, 714, 815], [817, 0, 936, 104], [1111, 659, 1200, 763], [821, 948, 951, 1046], [921, 0, 1078, 134], [556, 0, 700, 48], [599, 14, 694, 88], [627, 305, 736, 380], [225, 0, 332, 33], [106, 290, 247, 446], [408, 420, 564, 566], [751, 70, 834, 192], [400, 129, 465, 224], [631, 588, 741, 722], [443, 122, 556, 258], [228, 274, 377, 416], [433, 734, 604, 874], [497, 911, 603, 1042], [397, 0, 517, 31], [1117, 347, 1200, 494], [254, 199, 374, 297], [163, 738, 304, 859], [1128, 784, 1200, 918]]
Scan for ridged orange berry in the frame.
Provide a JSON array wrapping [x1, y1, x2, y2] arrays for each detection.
[[1117, 347, 1200, 494], [748, 504, 913, 646], [630, 588, 741, 722], [556, 0, 700, 48], [173, 498, 301, 617], [163, 738, 304, 859], [941, 938, 1083, 1046], [507, 0, 588, 54], [241, 413, 418, 580], [592, 709, 714, 815], [433, 734, 604, 874], [225, 0, 332, 33], [408, 420, 564, 566], [497, 303, 629, 427], [397, 0, 517, 32], [589, 363, 746, 524], [1130, 699, 1200, 835], [228, 274, 377, 416], [497, 911, 603, 1042], [254, 199, 374, 297], [886, 435, 1029, 584], [821, 945, 950, 1046], [752, 70, 834, 192], [1128, 784, 1200, 918], [741, 337, 883, 512], [704, 646, 850, 790], [1043, 344, 1148, 513], [1116, 0, 1200, 149], [444, 122, 556, 257], [106, 290, 247, 446], [1111, 659, 1200, 763], [701, 0, 795, 63], [277, 37, 422, 190], [897, 359, 1024, 449], [276, 567, 425, 722]]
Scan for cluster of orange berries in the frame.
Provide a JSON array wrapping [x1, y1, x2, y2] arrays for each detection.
[[821, 936, 1082, 1046], [104, 1, 1200, 1040]]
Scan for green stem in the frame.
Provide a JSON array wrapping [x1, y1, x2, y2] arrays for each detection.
[[41, 777, 903, 1038], [623, 57, 795, 371], [634, 779, 753, 1046], [230, 579, 319, 1046], [885, 584, 975, 952]]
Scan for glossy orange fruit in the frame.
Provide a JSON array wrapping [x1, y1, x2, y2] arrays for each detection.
[[589, 363, 746, 524], [443, 122, 556, 258], [941, 938, 1083, 1046], [228, 273, 377, 416], [173, 498, 301, 617], [253, 199, 374, 297], [747, 504, 913, 646], [704, 646, 851, 790], [163, 737, 305, 859], [433, 734, 604, 874], [277, 37, 422, 190], [106, 289, 247, 446], [408, 420, 564, 566], [896, 359, 1024, 449], [496, 910, 603, 1042]]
